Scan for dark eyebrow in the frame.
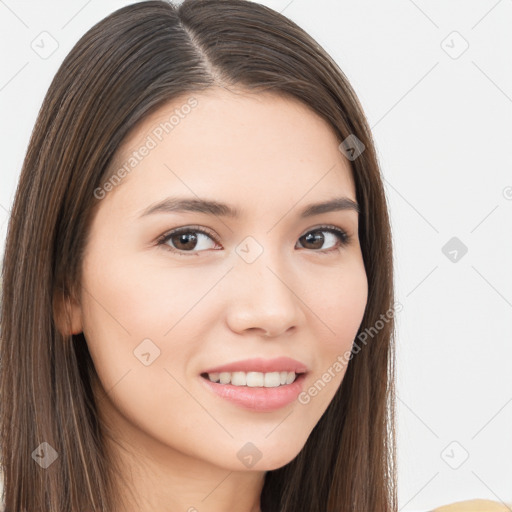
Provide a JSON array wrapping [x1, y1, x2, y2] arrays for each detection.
[[300, 197, 360, 216], [138, 196, 360, 219]]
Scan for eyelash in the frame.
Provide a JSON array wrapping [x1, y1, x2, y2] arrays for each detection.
[[156, 224, 352, 257]]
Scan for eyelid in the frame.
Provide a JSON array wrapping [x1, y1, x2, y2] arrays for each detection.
[[299, 224, 347, 239], [156, 224, 218, 241]]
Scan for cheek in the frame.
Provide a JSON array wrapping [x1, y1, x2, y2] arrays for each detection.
[[294, 260, 367, 414], [300, 261, 367, 402], [81, 239, 213, 344], [316, 260, 368, 352], [79, 243, 219, 413], [79, 257, 211, 447]]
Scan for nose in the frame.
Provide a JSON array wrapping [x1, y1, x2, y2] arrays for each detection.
[[224, 249, 304, 338]]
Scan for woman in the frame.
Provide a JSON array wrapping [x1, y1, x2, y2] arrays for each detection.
[[1, 1, 497, 511]]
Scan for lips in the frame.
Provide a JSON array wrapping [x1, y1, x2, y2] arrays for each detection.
[[200, 371, 308, 411], [199, 356, 309, 411], [201, 356, 308, 375]]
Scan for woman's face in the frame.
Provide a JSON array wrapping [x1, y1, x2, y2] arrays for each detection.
[[72, 86, 368, 471]]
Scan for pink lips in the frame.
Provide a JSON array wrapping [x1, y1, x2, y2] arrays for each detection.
[[200, 373, 307, 412], [199, 357, 309, 412]]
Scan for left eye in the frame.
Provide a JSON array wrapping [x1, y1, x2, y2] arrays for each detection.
[[297, 227, 349, 252], [157, 225, 350, 256]]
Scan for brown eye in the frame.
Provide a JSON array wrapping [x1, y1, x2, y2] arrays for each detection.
[[157, 226, 219, 256], [156, 224, 350, 258], [296, 227, 350, 253]]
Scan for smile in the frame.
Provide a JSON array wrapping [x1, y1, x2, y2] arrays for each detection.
[[199, 372, 308, 412]]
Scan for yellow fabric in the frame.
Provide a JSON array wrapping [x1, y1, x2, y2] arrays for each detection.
[[432, 499, 512, 511]]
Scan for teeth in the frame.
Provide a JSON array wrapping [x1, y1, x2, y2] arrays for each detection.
[[206, 371, 298, 387], [231, 372, 246, 386]]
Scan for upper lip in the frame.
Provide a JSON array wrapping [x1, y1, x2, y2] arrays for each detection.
[[201, 357, 308, 375]]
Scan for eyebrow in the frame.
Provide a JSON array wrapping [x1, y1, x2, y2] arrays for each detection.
[[138, 195, 360, 219]]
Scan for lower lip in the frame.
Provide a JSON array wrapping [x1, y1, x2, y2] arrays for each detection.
[[200, 373, 307, 412]]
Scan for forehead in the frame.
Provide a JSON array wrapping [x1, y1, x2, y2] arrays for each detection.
[[102, 86, 356, 215]]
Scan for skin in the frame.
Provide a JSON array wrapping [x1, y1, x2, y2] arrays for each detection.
[[65, 86, 368, 512]]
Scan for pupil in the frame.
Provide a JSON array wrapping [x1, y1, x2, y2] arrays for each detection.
[[304, 231, 323, 249], [175, 232, 197, 249]]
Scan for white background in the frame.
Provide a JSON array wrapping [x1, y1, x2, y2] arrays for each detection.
[[0, 1, 511, 511]]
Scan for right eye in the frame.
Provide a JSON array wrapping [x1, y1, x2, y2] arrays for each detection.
[[156, 226, 220, 256]]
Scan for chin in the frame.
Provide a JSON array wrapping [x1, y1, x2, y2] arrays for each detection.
[[248, 443, 304, 472]]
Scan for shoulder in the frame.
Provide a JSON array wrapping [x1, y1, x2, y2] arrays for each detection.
[[432, 499, 512, 511]]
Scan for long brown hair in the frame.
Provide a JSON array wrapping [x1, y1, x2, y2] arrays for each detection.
[[0, 1, 397, 510]]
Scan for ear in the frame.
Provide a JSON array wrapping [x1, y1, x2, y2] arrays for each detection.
[[53, 286, 83, 336]]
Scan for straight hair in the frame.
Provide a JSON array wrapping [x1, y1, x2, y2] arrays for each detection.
[[0, 1, 397, 510]]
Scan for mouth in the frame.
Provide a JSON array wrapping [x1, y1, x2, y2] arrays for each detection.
[[198, 357, 309, 411], [200, 370, 307, 388], [199, 371, 308, 411]]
